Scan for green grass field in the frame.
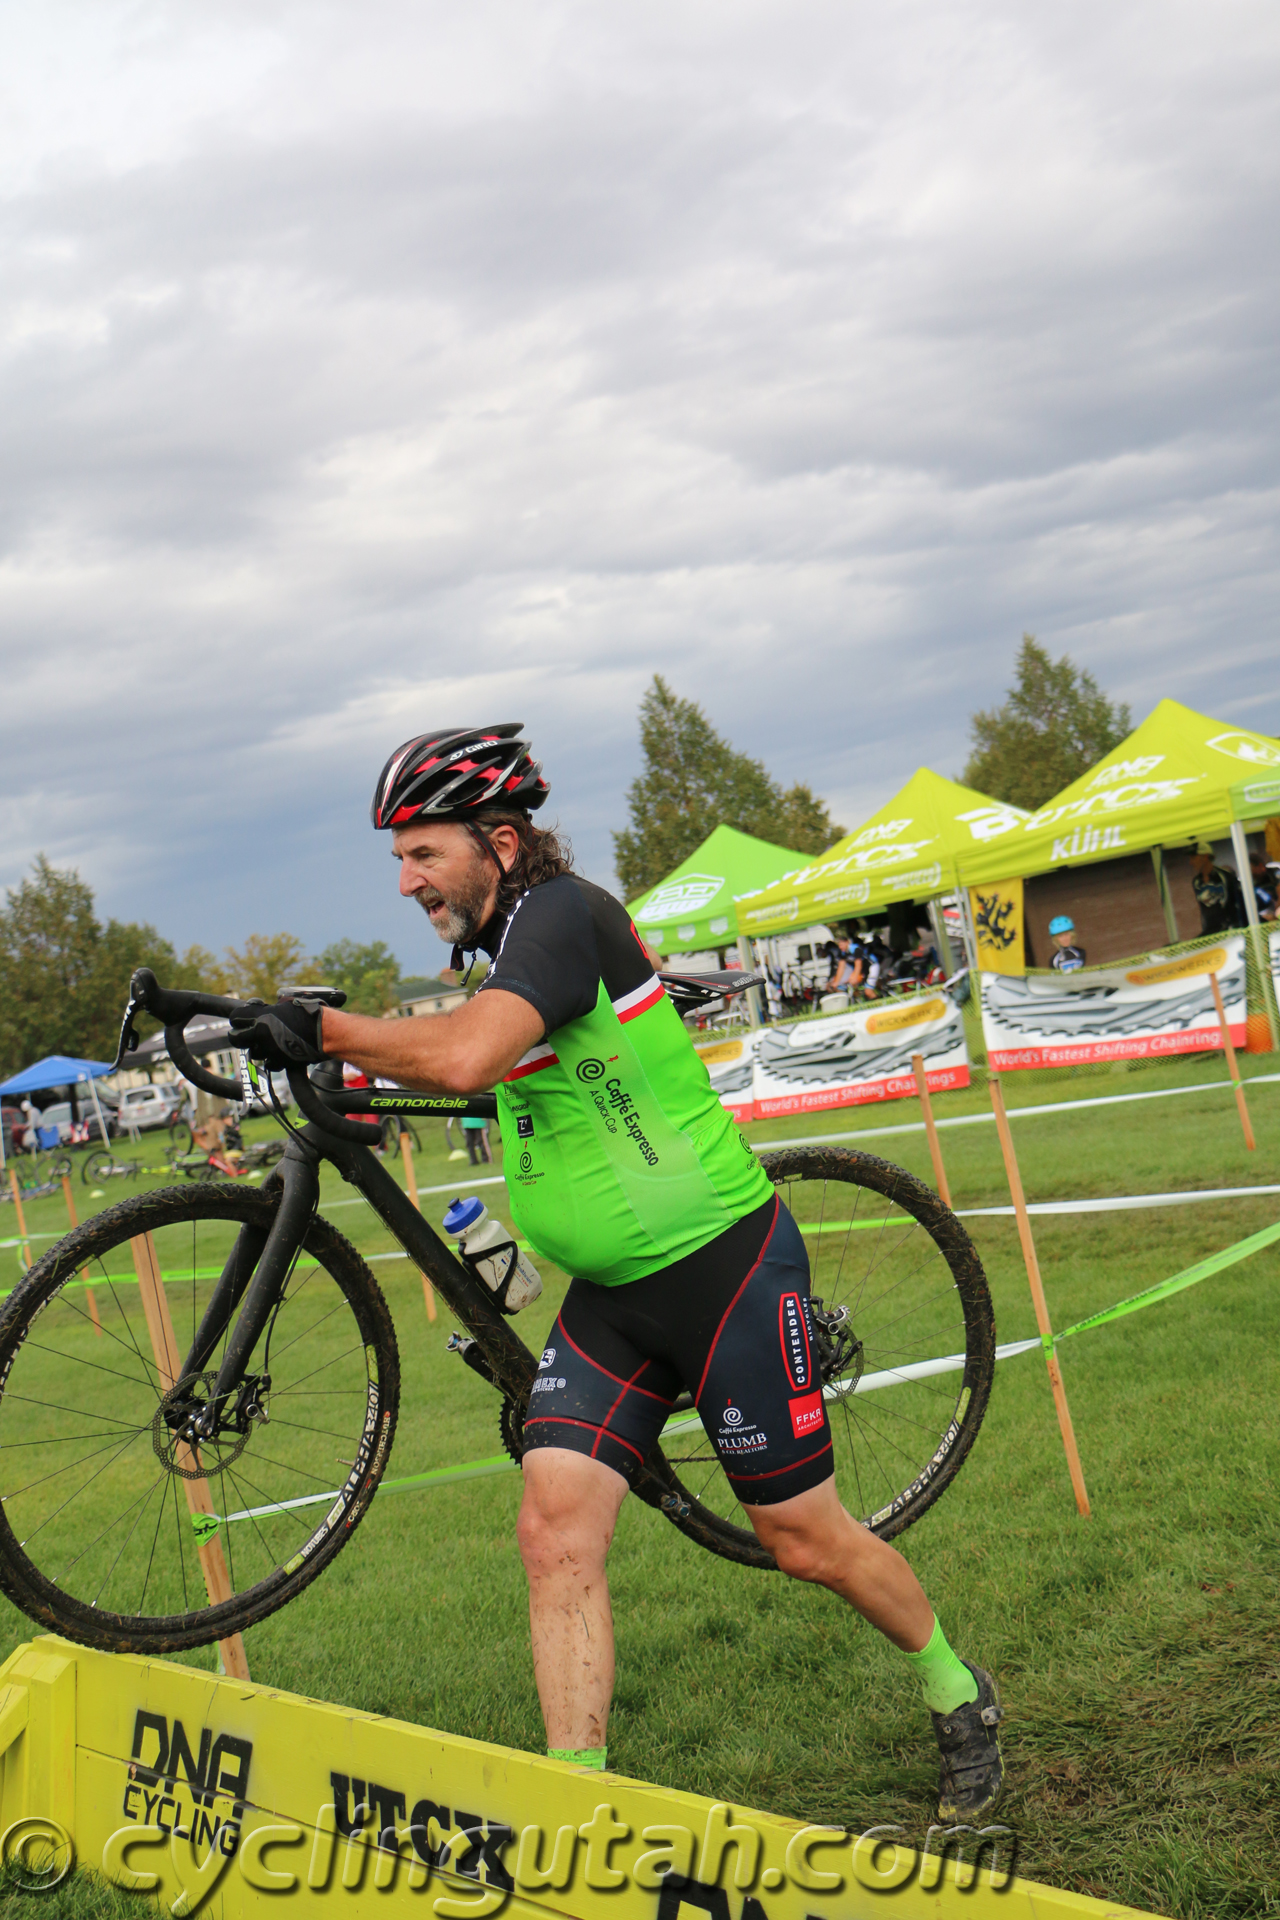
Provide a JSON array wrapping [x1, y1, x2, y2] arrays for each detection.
[[1, 1051, 1277, 1920]]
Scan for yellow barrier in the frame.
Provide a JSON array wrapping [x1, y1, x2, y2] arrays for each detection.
[[0, 1636, 1159, 1919]]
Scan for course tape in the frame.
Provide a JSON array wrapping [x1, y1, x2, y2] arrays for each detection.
[[957, 1184, 1280, 1219], [1053, 1217, 1280, 1343], [220, 1214, 1280, 1528]]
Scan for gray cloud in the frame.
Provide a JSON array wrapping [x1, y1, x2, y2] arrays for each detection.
[[1, 0, 1277, 964]]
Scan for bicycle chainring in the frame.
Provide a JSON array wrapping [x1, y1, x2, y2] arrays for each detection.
[[499, 1392, 527, 1464]]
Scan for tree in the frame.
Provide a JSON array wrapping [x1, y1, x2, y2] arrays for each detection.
[[963, 637, 1133, 812], [0, 855, 177, 1074], [612, 678, 844, 899], [221, 933, 308, 1003], [313, 939, 402, 1016]]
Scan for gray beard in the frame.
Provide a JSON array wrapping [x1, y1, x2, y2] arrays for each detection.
[[417, 859, 493, 949]]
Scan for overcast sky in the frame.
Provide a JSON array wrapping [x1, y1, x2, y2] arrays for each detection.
[[2, 0, 1277, 972]]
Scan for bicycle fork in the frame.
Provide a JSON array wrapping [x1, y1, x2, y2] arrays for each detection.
[[178, 1146, 320, 1439]]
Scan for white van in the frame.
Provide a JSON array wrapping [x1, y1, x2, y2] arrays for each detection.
[[116, 1085, 185, 1133]]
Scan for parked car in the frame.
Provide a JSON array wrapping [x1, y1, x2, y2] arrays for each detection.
[[36, 1098, 115, 1144], [115, 1084, 185, 1133]]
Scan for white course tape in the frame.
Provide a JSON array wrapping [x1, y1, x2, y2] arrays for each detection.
[[658, 1339, 1042, 1444], [957, 1184, 1280, 1219]]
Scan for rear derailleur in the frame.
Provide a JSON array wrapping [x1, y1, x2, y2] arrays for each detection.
[[811, 1297, 863, 1394]]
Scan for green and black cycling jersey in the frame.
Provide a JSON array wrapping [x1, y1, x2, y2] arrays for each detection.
[[473, 874, 772, 1285]]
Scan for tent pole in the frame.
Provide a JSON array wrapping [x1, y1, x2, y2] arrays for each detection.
[[1150, 848, 1180, 946], [84, 1074, 111, 1148], [1229, 820, 1278, 1053], [927, 899, 956, 973], [953, 888, 979, 972], [736, 936, 762, 1027]]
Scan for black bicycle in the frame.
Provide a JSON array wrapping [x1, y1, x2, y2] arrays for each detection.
[[0, 969, 995, 1656]]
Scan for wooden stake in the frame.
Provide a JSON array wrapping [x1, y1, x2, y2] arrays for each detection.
[[988, 1079, 1091, 1518], [130, 1232, 250, 1680], [7, 1169, 31, 1273], [911, 1051, 951, 1208], [59, 1176, 102, 1336], [399, 1128, 437, 1322], [1209, 970, 1256, 1152]]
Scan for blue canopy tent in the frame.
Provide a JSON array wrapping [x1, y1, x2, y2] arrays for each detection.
[[0, 1056, 116, 1168]]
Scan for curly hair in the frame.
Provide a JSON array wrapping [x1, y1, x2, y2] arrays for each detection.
[[472, 808, 576, 920]]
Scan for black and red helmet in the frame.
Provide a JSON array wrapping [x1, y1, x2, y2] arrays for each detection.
[[371, 723, 549, 830]]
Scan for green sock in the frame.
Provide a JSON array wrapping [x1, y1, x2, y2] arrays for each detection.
[[547, 1746, 607, 1770], [901, 1617, 980, 1714]]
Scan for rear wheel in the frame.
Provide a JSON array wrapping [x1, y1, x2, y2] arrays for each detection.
[[646, 1146, 995, 1566], [82, 1150, 114, 1187], [0, 1184, 400, 1653]]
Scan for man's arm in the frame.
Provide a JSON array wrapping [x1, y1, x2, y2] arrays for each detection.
[[319, 991, 545, 1096]]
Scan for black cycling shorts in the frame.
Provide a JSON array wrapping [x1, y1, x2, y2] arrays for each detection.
[[522, 1194, 834, 1506]]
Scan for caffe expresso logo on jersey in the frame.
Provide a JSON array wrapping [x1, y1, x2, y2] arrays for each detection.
[[778, 1293, 813, 1390], [717, 1401, 767, 1453]]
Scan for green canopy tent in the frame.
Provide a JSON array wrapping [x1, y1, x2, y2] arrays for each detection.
[[957, 698, 1280, 887], [733, 768, 1029, 956], [957, 698, 1280, 1045], [626, 824, 812, 956]]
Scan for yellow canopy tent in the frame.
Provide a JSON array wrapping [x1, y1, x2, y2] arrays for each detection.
[[957, 698, 1280, 886], [733, 768, 1028, 950]]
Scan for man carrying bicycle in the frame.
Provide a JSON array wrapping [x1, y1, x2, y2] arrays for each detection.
[[234, 724, 1004, 1821]]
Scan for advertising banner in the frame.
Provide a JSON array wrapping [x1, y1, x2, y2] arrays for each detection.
[[979, 936, 1246, 1071], [703, 993, 969, 1122], [691, 1033, 757, 1121]]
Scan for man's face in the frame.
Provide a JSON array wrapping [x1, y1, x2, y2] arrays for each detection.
[[1052, 930, 1073, 948], [392, 821, 496, 947], [1191, 854, 1212, 878]]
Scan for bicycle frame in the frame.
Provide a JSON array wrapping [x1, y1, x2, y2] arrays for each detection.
[[179, 1118, 537, 1436], [113, 959, 758, 1446]]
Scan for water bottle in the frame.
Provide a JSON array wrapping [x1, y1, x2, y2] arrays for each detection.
[[442, 1197, 542, 1314]]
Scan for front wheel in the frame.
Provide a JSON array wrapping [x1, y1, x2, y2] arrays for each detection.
[[0, 1184, 400, 1654], [646, 1146, 996, 1566], [82, 1150, 114, 1186]]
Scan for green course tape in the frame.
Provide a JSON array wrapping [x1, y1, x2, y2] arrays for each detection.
[[1054, 1217, 1280, 1345], [797, 1217, 911, 1236]]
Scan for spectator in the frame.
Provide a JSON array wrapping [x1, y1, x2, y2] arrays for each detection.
[[463, 1115, 492, 1165], [825, 931, 865, 993], [1248, 849, 1278, 922], [1189, 842, 1245, 934], [1048, 915, 1087, 973]]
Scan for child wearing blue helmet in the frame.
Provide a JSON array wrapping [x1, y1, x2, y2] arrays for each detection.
[[1049, 915, 1086, 972]]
